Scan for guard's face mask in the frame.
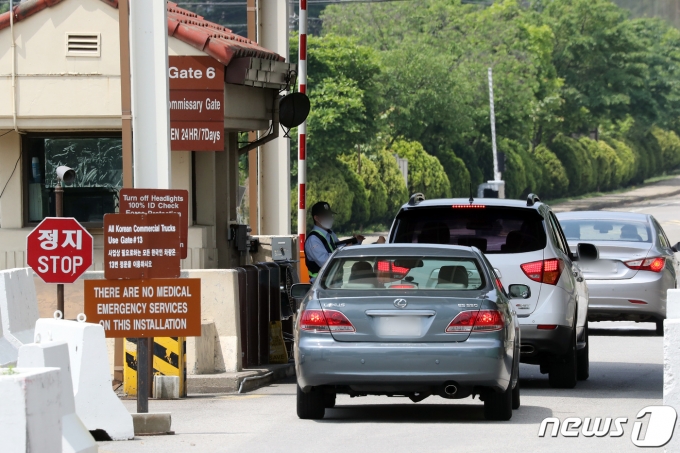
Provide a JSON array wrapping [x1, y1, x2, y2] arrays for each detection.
[[319, 218, 334, 230]]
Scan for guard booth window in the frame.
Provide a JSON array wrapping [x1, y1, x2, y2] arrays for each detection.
[[24, 134, 122, 226]]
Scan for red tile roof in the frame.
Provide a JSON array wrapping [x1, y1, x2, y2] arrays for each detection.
[[0, 0, 283, 67]]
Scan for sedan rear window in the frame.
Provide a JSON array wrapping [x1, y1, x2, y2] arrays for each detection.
[[560, 219, 651, 243], [391, 206, 547, 254], [320, 257, 486, 290]]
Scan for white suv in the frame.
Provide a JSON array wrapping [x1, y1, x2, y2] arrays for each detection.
[[388, 194, 594, 388]]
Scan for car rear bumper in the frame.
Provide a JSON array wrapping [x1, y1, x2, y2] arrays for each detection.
[[295, 334, 513, 393], [518, 325, 572, 364], [586, 271, 671, 321]]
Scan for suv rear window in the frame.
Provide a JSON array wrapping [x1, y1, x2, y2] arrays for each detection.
[[391, 206, 547, 254]]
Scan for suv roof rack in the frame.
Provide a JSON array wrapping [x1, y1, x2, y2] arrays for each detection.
[[408, 193, 425, 206], [526, 193, 541, 206]]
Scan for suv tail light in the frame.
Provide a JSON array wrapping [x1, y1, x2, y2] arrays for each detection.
[[521, 258, 564, 285], [624, 257, 665, 273], [376, 260, 409, 278], [446, 310, 504, 333], [300, 309, 355, 333]]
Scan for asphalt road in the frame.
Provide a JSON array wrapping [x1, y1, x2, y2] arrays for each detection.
[[99, 195, 680, 453]]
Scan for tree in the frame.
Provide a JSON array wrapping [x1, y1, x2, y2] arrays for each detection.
[[374, 149, 409, 219], [338, 151, 389, 225]]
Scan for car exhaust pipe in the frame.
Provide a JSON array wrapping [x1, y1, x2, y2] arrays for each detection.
[[444, 384, 458, 396], [520, 345, 535, 354]]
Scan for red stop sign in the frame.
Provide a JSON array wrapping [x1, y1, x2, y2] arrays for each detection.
[[27, 217, 93, 284]]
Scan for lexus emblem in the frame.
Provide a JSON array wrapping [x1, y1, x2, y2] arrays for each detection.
[[393, 298, 408, 309]]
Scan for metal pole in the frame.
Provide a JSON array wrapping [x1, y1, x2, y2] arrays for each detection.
[[136, 338, 149, 413], [297, 0, 307, 275], [488, 67, 499, 182], [55, 182, 64, 316], [119, 0, 133, 188], [247, 0, 259, 234]]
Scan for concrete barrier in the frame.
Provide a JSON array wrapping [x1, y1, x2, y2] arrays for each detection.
[[0, 268, 39, 365], [664, 289, 680, 452], [182, 269, 241, 373], [34, 318, 134, 441], [0, 367, 63, 453], [18, 341, 97, 453]]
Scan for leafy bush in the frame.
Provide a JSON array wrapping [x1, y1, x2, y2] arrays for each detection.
[[336, 159, 370, 229], [434, 150, 472, 198], [532, 144, 569, 198], [374, 149, 409, 219], [338, 152, 388, 224], [389, 139, 451, 199], [550, 134, 595, 195], [652, 127, 680, 170], [290, 162, 354, 232]]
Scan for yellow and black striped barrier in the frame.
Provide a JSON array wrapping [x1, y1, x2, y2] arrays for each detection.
[[123, 336, 186, 397]]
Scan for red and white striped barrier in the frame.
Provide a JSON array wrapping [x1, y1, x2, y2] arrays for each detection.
[[297, 0, 307, 254]]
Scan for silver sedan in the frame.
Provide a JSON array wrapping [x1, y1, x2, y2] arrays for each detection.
[[291, 244, 523, 421], [556, 211, 680, 334]]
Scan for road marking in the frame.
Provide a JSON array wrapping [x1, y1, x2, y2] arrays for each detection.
[[214, 394, 266, 400], [628, 200, 680, 212]]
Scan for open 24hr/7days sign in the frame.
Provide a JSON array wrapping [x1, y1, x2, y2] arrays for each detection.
[[84, 279, 201, 338]]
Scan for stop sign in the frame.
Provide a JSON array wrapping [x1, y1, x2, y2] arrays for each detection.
[[27, 217, 93, 284]]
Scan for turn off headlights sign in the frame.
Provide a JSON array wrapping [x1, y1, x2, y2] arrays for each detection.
[[84, 279, 201, 338], [169, 56, 224, 151]]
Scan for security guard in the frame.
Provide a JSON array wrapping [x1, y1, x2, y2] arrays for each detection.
[[305, 201, 365, 282]]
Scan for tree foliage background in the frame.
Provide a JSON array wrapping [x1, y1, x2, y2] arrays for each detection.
[[171, 0, 680, 233], [286, 0, 680, 233]]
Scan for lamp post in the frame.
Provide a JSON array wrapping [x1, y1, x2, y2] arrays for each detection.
[[54, 166, 75, 316]]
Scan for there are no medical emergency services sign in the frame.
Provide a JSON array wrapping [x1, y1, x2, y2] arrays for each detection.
[[27, 217, 93, 284]]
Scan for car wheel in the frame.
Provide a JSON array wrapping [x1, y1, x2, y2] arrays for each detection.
[[549, 328, 578, 389], [297, 384, 325, 420], [576, 323, 589, 381], [656, 320, 664, 336], [512, 379, 520, 410], [484, 384, 513, 421], [324, 392, 336, 409]]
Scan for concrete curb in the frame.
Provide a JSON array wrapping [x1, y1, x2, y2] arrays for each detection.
[[131, 413, 173, 436], [186, 362, 294, 394], [551, 184, 680, 212]]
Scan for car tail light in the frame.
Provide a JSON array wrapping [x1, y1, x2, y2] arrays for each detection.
[[300, 309, 355, 333], [389, 284, 417, 289], [520, 259, 564, 285], [624, 257, 665, 273], [629, 299, 648, 305], [446, 310, 504, 333], [452, 204, 486, 209], [537, 324, 558, 330]]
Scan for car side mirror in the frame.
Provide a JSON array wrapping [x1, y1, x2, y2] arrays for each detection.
[[508, 284, 531, 299], [578, 243, 599, 261], [290, 283, 312, 299], [672, 242, 680, 253]]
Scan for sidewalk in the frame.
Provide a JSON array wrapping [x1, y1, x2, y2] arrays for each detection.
[[549, 175, 680, 212]]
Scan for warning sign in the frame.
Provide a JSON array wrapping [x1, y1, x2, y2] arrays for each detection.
[[104, 213, 181, 280], [119, 189, 189, 259], [84, 278, 201, 338]]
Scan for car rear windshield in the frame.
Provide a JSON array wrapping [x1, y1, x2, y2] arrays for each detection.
[[319, 256, 486, 290], [391, 206, 547, 254], [560, 219, 651, 243]]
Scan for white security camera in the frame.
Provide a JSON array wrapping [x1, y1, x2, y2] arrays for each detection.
[[56, 166, 76, 184]]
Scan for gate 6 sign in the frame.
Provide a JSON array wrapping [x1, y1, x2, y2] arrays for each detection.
[[27, 217, 93, 284]]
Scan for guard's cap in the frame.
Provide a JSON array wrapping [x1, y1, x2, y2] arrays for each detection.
[[311, 201, 336, 217]]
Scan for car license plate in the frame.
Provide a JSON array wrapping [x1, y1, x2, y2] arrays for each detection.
[[579, 261, 617, 274], [374, 316, 422, 337]]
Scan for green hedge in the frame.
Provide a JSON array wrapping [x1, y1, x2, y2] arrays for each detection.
[[389, 139, 451, 199]]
